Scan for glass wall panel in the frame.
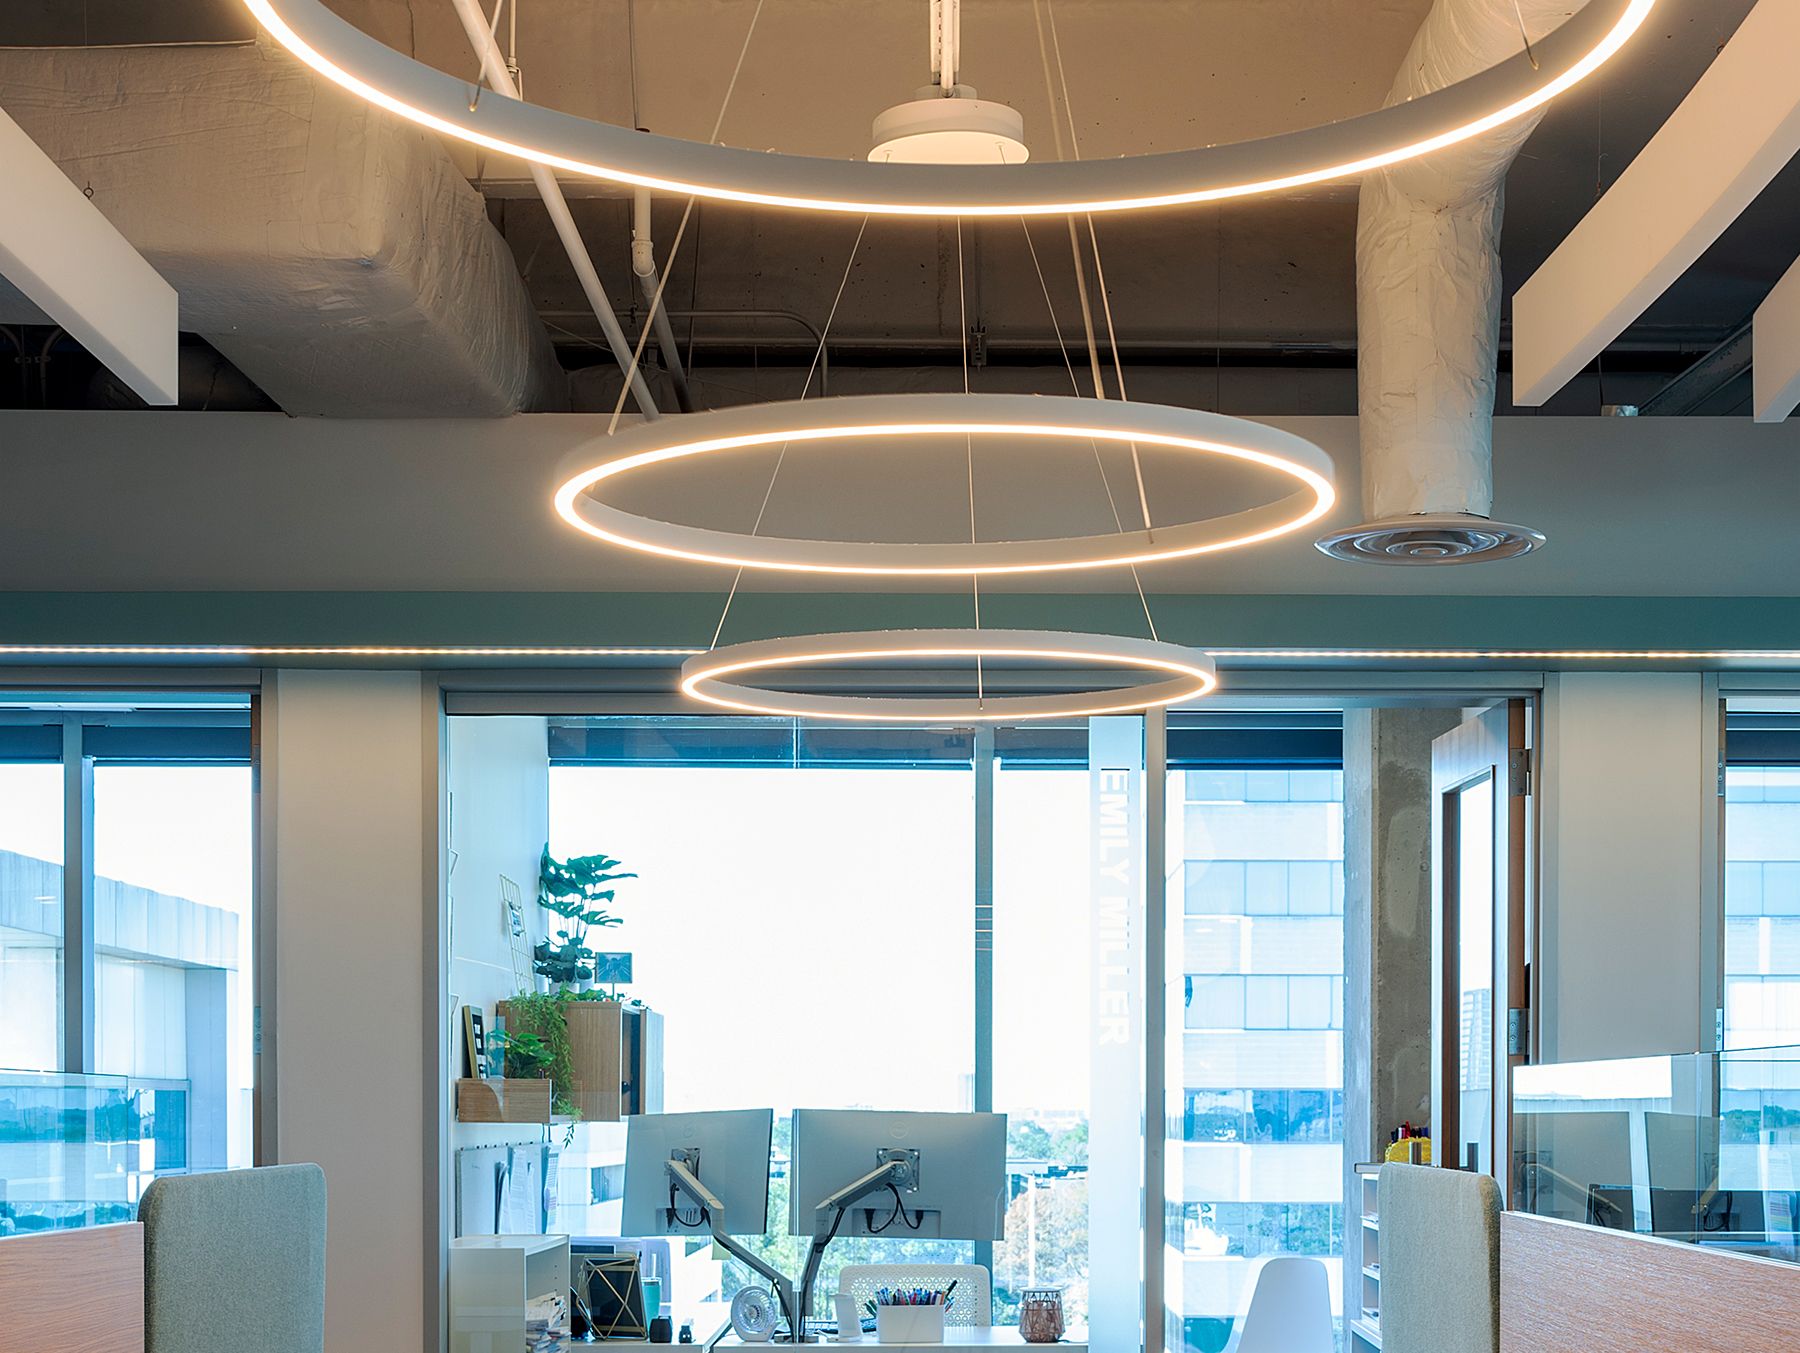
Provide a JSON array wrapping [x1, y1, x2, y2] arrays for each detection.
[[546, 722, 977, 1312], [0, 761, 64, 1073], [1165, 757, 1345, 1353], [93, 765, 254, 1171], [1726, 767, 1800, 1050], [992, 750, 1097, 1326]]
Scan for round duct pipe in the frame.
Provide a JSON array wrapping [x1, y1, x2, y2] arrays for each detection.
[[1323, 0, 1572, 565]]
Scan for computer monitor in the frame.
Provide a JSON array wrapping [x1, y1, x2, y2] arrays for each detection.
[[786, 1109, 1008, 1241], [622, 1108, 774, 1238]]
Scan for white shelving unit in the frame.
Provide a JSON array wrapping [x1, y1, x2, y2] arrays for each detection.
[[450, 1232, 571, 1353], [1350, 1165, 1381, 1349]]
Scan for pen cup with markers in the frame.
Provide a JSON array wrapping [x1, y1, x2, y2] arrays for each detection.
[[874, 1289, 946, 1345]]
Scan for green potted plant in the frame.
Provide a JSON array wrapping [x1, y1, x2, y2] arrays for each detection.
[[494, 847, 660, 1123], [533, 846, 633, 992]]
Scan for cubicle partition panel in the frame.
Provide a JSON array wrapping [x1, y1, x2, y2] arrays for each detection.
[[0, 1221, 144, 1353], [1499, 1211, 1800, 1353]]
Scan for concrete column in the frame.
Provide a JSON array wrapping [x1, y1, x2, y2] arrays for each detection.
[[1343, 707, 1458, 1289]]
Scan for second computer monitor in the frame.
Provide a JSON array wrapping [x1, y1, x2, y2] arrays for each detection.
[[787, 1109, 1008, 1241], [622, 1108, 774, 1238]]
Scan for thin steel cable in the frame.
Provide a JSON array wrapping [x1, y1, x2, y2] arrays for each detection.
[[1039, 0, 1161, 640], [1044, 0, 1154, 534], [608, 0, 767, 436], [958, 219, 985, 705], [709, 214, 870, 649], [1019, 220, 1159, 642], [1030, 0, 1106, 400]]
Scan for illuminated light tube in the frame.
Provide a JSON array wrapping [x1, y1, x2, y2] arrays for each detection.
[[553, 394, 1337, 575], [679, 629, 1219, 722], [0, 645, 702, 658], [242, 0, 1655, 217]]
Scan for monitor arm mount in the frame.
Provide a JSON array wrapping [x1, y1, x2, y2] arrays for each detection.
[[796, 1149, 920, 1342], [664, 1153, 802, 1343]]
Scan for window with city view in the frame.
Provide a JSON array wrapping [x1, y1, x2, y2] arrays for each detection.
[[1724, 765, 1800, 1052], [1167, 765, 1345, 1353], [0, 711, 253, 1235]]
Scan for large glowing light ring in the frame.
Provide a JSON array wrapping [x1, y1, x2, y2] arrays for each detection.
[[553, 394, 1337, 576], [681, 630, 1219, 722], [244, 0, 1654, 217]]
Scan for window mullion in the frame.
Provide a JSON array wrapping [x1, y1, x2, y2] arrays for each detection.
[[61, 716, 95, 1074]]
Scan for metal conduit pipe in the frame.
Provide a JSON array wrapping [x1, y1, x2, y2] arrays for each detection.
[[631, 189, 695, 412], [448, 0, 659, 421]]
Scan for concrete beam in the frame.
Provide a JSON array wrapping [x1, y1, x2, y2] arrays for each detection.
[[1512, 1, 1800, 406]]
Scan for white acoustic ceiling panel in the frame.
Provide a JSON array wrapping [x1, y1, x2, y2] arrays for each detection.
[[1753, 254, 1800, 422], [1512, 1, 1800, 407], [0, 102, 178, 405]]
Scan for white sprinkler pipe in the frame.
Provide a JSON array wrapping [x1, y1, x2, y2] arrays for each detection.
[[448, 0, 660, 420]]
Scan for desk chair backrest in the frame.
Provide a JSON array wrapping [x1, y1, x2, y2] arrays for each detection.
[[837, 1263, 992, 1327], [140, 1164, 327, 1353], [1221, 1255, 1333, 1353], [1379, 1162, 1500, 1353]]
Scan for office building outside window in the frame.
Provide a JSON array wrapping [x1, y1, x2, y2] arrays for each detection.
[[1168, 767, 1345, 1353], [1724, 766, 1800, 1051]]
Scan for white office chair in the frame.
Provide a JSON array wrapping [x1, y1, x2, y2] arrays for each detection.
[[836, 1264, 992, 1327], [1221, 1255, 1334, 1353]]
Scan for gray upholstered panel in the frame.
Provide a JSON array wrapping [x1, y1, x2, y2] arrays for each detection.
[[140, 1163, 326, 1353], [1379, 1163, 1500, 1353]]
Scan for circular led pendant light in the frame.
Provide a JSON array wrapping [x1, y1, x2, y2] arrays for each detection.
[[553, 393, 1337, 576], [681, 629, 1218, 722], [242, 0, 1655, 217]]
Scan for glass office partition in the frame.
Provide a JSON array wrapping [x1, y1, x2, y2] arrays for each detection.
[[1513, 1046, 1800, 1263], [0, 1071, 183, 1232], [448, 710, 1149, 1340], [1161, 718, 1345, 1353], [548, 719, 979, 1297], [0, 759, 65, 1073]]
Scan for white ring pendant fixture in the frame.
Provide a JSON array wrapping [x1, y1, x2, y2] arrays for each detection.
[[553, 394, 1337, 576], [242, 0, 1655, 217], [681, 630, 1219, 722]]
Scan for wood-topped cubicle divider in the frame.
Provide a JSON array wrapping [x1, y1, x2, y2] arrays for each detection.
[[0, 1222, 144, 1353], [1500, 1212, 1800, 1352]]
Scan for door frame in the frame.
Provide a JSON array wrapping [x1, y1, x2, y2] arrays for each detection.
[[1432, 699, 1532, 1196]]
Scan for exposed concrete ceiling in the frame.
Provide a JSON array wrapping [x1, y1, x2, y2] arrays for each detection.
[[0, 0, 1782, 416]]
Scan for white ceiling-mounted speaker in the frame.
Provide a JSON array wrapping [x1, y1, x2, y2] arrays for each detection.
[[869, 86, 1029, 165]]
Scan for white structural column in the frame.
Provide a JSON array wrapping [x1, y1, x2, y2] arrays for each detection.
[[261, 670, 432, 1353], [1513, 1, 1800, 406], [1753, 254, 1800, 422], [0, 103, 178, 405]]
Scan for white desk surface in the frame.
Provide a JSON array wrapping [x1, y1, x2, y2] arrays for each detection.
[[714, 1331, 1087, 1352]]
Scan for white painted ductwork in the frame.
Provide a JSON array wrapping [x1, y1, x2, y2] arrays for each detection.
[[0, 39, 566, 416], [1323, 0, 1567, 563]]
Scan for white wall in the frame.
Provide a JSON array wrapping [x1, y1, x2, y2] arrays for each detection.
[[262, 669, 431, 1353], [1538, 672, 1722, 1063]]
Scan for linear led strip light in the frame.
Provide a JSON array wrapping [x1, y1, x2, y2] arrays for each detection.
[[553, 394, 1337, 575], [680, 630, 1220, 722], [243, 0, 1656, 217], [0, 644, 1798, 663]]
